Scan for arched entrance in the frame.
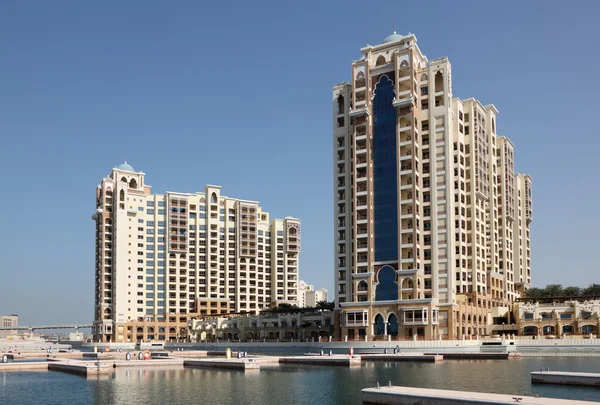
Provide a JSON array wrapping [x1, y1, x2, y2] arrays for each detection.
[[582, 324, 598, 334], [562, 325, 574, 335], [542, 325, 555, 335], [388, 313, 399, 336], [374, 314, 385, 336]]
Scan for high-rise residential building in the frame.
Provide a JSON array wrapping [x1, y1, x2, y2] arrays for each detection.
[[332, 32, 532, 340], [91, 163, 301, 343]]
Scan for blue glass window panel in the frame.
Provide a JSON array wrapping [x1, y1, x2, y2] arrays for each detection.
[[373, 75, 398, 262]]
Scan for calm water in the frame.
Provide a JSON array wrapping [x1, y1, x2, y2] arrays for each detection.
[[1, 357, 600, 404]]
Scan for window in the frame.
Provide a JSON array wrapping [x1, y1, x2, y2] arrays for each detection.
[[158, 221, 165, 227], [147, 201, 155, 207], [147, 209, 155, 214], [158, 209, 165, 214], [147, 221, 154, 226]]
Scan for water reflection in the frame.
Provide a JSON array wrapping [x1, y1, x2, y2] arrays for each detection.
[[1, 358, 600, 405]]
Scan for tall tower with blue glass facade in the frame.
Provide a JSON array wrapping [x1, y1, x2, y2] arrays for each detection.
[[333, 33, 532, 340]]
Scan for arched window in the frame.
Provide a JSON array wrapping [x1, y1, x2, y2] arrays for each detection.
[[211, 192, 218, 203], [106, 188, 113, 196], [129, 178, 137, 189], [147, 327, 154, 333], [401, 278, 413, 289], [289, 227, 297, 235], [121, 177, 127, 183], [357, 280, 368, 292], [158, 327, 165, 333], [435, 71, 443, 92], [337, 95, 344, 115], [119, 190, 125, 202], [374, 314, 385, 335], [400, 60, 409, 69], [376, 55, 386, 66], [492, 118, 496, 133], [375, 265, 397, 301], [420, 73, 428, 82]]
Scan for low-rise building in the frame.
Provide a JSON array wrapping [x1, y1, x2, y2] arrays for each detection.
[[189, 310, 333, 342], [0, 314, 18, 339], [514, 297, 600, 337]]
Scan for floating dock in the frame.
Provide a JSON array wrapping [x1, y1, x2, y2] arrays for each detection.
[[362, 353, 443, 363], [184, 358, 259, 371], [48, 361, 110, 377], [0, 361, 49, 371], [531, 370, 600, 387], [424, 352, 520, 360], [362, 385, 598, 405], [279, 355, 361, 367]]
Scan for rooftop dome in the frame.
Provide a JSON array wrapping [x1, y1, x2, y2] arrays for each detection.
[[382, 31, 403, 43], [116, 161, 135, 172]]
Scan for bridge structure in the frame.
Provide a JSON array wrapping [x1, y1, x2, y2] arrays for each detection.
[[0, 324, 92, 332]]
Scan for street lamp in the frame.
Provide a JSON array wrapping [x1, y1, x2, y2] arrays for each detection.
[[502, 322, 505, 336], [56, 318, 59, 342]]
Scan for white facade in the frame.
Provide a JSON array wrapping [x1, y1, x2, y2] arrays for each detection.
[[298, 280, 313, 308], [306, 288, 329, 307], [92, 163, 301, 342]]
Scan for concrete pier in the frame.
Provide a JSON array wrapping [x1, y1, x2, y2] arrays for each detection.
[[0, 361, 49, 371], [184, 358, 259, 371], [362, 353, 443, 363], [424, 352, 520, 360], [362, 386, 598, 405], [531, 370, 600, 387], [48, 361, 110, 377], [279, 355, 361, 367]]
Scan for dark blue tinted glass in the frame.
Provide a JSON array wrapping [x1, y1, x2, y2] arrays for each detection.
[[373, 75, 398, 262]]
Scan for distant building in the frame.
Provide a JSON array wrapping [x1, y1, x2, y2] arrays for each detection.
[[0, 314, 18, 339], [306, 288, 328, 308], [189, 309, 333, 342], [91, 163, 301, 343], [298, 280, 314, 307]]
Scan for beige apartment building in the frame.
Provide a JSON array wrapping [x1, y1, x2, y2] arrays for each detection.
[[92, 163, 300, 342], [0, 314, 18, 339], [332, 32, 532, 340]]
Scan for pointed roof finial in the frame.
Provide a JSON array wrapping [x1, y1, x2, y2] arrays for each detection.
[[393, 17, 396, 34]]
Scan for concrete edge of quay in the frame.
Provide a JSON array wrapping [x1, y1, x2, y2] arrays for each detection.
[[361, 386, 599, 405]]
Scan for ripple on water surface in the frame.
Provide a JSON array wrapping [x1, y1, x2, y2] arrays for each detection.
[[1, 357, 600, 405]]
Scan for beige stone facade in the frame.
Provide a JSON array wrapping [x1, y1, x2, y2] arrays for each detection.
[[92, 163, 300, 342], [515, 299, 600, 337], [189, 310, 333, 342], [333, 32, 532, 340]]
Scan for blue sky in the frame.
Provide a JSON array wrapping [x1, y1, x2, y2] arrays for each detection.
[[1, 1, 599, 324]]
